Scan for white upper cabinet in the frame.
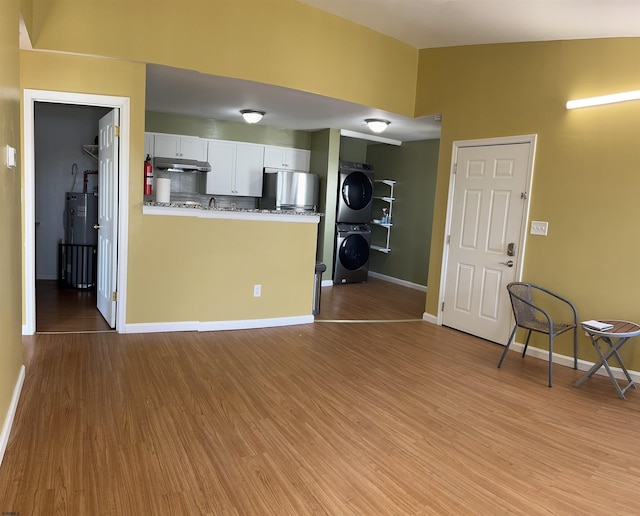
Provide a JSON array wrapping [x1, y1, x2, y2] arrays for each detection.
[[206, 141, 265, 197], [263, 145, 310, 171], [234, 143, 265, 197], [153, 133, 208, 161], [206, 141, 236, 195]]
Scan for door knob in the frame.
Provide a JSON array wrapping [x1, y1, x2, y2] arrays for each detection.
[[499, 260, 514, 267], [93, 224, 101, 229]]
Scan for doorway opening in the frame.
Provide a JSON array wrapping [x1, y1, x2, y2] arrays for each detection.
[[34, 103, 110, 333], [23, 90, 131, 335]]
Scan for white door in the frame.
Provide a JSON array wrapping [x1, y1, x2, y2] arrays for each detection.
[[97, 110, 119, 327], [442, 141, 533, 344]]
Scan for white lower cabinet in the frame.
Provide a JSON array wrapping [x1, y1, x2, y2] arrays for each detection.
[[263, 145, 310, 171], [206, 141, 265, 196]]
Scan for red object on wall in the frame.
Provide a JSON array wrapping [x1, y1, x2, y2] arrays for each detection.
[[144, 155, 153, 195]]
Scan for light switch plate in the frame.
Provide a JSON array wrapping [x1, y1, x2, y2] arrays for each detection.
[[5, 145, 16, 169], [530, 221, 548, 236]]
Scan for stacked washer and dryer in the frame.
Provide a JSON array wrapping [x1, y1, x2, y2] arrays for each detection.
[[333, 160, 375, 284]]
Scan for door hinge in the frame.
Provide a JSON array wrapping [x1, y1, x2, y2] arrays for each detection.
[[521, 192, 528, 200], [112, 291, 117, 302], [441, 301, 445, 311], [453, 163, 457, 174], [114, 125, 120, 138], [447, 235, 451, 245]]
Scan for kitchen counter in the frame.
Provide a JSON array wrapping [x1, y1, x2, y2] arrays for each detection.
[[143, 201, 322, 223]]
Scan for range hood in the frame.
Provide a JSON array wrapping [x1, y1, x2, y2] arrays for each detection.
[[153, 156, 211, 172]]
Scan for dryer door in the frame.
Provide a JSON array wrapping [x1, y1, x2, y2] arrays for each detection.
[[341, 171, 373, 211], [339, 233, 370, 270]]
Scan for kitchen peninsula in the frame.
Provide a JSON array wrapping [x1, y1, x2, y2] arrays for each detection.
[[129, 199, 322, 335]]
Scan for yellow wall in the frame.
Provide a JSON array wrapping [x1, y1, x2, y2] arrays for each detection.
[[418, 39, 640, 365], [29, 0, 418, 117], [20, 50, 319, 324], [17, 1, 640, 369], [128, 216, 318, 323], [1, 0, 24, 440]]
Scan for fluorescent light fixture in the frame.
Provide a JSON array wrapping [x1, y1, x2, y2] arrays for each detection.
[[566, 90, 640, 109], [240, 109, 265, 123], [365, 118, 390, 133]]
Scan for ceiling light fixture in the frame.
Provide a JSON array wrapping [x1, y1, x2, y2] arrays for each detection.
[[365, 118, 391, 133], [240, 109, 265, 124], [566, 90, 640, 109]]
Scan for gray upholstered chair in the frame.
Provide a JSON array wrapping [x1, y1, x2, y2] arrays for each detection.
[[497, 282, 578, 387]]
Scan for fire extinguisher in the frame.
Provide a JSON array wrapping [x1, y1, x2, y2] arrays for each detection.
[[144, 154, 153, 196]]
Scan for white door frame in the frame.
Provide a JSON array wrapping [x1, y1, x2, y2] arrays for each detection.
[[23, 89, 130, 335], [437, 134, 537, 327]]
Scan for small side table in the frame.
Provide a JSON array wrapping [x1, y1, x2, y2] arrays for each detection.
[[574, 320, 640, 399]]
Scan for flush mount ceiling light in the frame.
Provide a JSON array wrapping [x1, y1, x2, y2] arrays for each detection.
[[365, 118, 391, 133], [240, 109, 265, 124], [566, 90, 640, 109]]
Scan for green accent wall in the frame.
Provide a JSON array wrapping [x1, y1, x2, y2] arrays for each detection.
[[310, 129, 340, 280], [339, 137, 368, 163], [367, 140, 439, 286]]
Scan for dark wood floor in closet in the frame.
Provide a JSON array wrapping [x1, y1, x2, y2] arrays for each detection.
[[36, 280, 112, 333]]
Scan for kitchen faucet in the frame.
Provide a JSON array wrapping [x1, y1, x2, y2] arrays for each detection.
[[208, 197, 217, 208]]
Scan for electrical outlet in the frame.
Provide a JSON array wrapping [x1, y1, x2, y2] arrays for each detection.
[[253, 284, 261, 297], [530, 221, 549, 236]]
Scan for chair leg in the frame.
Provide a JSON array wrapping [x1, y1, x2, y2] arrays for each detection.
[[498, 325, 518, 368], [548, 334, 554, 387], [573, 326, 578, 370], [521, 330, 532, 357]]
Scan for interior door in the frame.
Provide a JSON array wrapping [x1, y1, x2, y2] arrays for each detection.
[[442, 142, 532, 344], [97, 109, 119, 327]]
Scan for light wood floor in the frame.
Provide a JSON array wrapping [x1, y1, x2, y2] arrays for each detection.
[[3, 280, 640, 514]]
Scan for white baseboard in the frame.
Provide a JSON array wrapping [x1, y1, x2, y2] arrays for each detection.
[[321, 279, 333, 287], [0, 365, 25, 468], [124, 315, 314, 334], [422, 319, 640, 382], [368, 271, 427, 292], [200, 315, 314, 331], [123, 321, 199, 334], [422, 312, 438, 324], [505, 341, 640, 383]]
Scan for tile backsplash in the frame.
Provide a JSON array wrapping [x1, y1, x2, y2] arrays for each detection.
[[151, 170, 257, 209]]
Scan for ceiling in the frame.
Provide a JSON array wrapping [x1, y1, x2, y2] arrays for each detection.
[[299, 0, 640, 49], [145, 0, 640, 143], [146, 65, 442, 143]]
